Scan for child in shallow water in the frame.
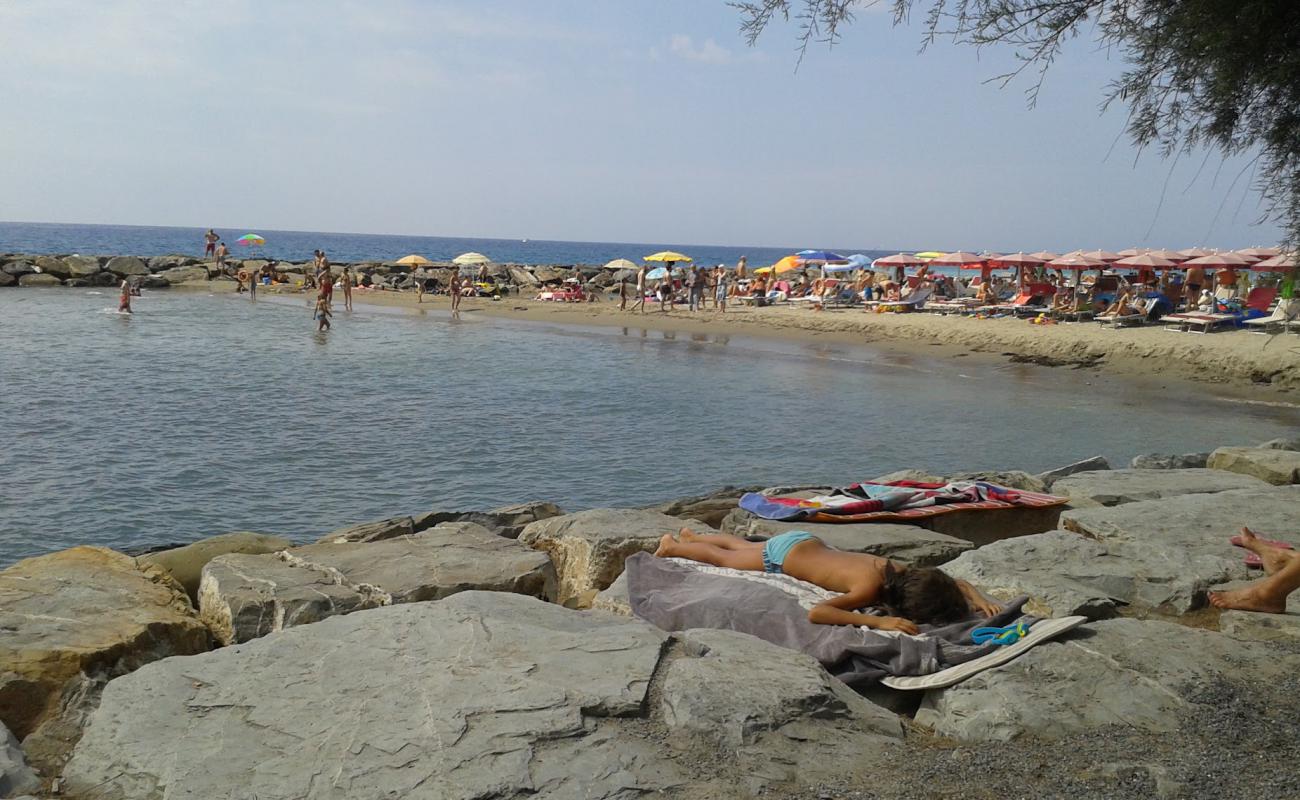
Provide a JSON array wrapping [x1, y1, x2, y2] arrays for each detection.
[[655, 529, 1000, 633]]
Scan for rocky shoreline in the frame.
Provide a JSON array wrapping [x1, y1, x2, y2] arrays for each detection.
[[3, 440, 1299, 799]]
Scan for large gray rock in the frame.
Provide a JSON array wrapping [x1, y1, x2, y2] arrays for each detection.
[[915, 618, 1293, 742], [0, 270, 13, 287], [1, 260, 35, 276], [62, 592, 900, 799], [17, 273, 61, 287], [948, 470, 1047, 493], [942, 530, 1190, 617], [1208, 446, 1300, 485], [508, 266, 539, 286], [1052, 468, 1267, 507], [61, 255, 102, 278], [147, 255, 193, 271], [104, 255, 149, 277], [1057, 486, 1300, 612], [592, 571, 631, 615], [519, 508, 709, 605], [1259, 437, 1300, 451], [0, 547, 209, 773], [31, 255, 69, 278], [645, 487, 762, 529], [137, 531, 294, 603], [721, 515, 972, 567], [0, 721, 40, 797], [1131, 452, 1210, 469], [315, 515, 415, 544], [158, 265, 209, 284], [198, 523, 556, 644], [660, 629, 901, 780], [1035, 455, 1110, 488]]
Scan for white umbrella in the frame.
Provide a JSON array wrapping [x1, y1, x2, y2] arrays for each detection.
[[452, 252, 491, 266]]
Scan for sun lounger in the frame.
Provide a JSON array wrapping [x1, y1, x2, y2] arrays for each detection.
[[1244, 298, 1299, 334], [1162, 287, 1277, 332]]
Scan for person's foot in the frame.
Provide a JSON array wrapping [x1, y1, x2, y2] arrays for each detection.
[[678, 527, 700, 543], [654, 533, 676, 557], [1234, 527, 1294, 575], [1209, 586, 1287, 614]]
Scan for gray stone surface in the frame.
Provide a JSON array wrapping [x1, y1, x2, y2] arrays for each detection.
[[62, 592, 901, 799], [644, 487, 761, 529], [157, 265, 209, 284], [198, 523, 556, 644], [1052, 468, 1267, 507], [948, 470, 1047, 492], [315, 515, 415, 543], [872, 469, 943, 484], [661, 629, 901, 760], [412, 500, 564, 539], [1036, 455, 1110, 488], [592, 571, 631, 616], [61, 255, 102, 278], [1208, 446, 1300, 485], [0, 721, 40, 797], [0, 270, 13, 287], [519, 508, 710, 604], [31, 255, 68, 278], [18, 273, 61, 287], [915, 618, 1293, 742], [103, 255, 149, 276], [137, 531, 294, 602], [721, 515, 973, 567], [1131, 452, 1210, 469], [1, 260, 34, 276], [1259, 437, 1300, 451]]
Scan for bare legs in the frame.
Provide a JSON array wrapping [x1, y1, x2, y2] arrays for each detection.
[[1210, 527, 1300, 614], [654, 528, 764, 571]]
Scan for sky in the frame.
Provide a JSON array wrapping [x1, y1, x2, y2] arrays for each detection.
[[0, 0, 1283, 252]]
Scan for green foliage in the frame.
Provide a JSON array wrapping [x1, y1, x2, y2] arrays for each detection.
[[731, 0, 1300, 246]]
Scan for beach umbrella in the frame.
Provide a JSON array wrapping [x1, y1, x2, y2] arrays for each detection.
[[1029, 251, 1060, 262], [1143, 249, 1190, 262], [914, 251, 945, 260], [992, 252, 1046, 266], [604, 258, 638, 270], [1114, 253, 1178, 269], [771, 255, 802, 274], [1251, 253, 1296, 271], [872, 253, 927, 267], [645, 267, 669, 280], [1183, 252, 1253, 267], [1177, 247, 1213, 258], [1229, 251, 1264, 263], [1080, 250, 1123, 263], [452, 252, 491, 266], [794, 250, 848, 264], [824, 261, 859, 273], [395, 254, 434, 267], [1117, 248, 1151, 257], [644, 251, 692, 263], [1048, 253, 1107, 268], [930, 251, 986, 267], [1238, 247, 1281, 260], [845, 254, 873, 268], [236, 234, 265, 247]]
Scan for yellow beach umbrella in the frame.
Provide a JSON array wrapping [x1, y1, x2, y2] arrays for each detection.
[[604, 258, 638, 270], [395, 254, 434, 267], [644, 251, 692, 263], [452, 252, 491, 266], [914, 251, 946, 259]]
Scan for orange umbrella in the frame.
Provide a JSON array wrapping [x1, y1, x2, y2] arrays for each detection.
[[771, 255, 802, 274]]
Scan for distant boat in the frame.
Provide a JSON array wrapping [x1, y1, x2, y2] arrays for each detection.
[[521, 239, 529, 243]]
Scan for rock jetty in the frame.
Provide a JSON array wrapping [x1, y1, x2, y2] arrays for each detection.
[[1, 438, 1298, 799]]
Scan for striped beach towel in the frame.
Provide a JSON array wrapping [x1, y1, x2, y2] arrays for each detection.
[[739, 480, 1067, 523]]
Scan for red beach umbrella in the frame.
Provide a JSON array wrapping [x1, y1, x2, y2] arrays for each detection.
[[991, 252, 1046, 266], [1117, 248, 1150, 257], [930, 251, 987, 267], [1080, 250, 1123, 263], [1178, 247, 1213, 259], [871, 253, 928, 267], [1114, 254, 1178, 269], [1048, 253, 1107, 269], [1251, 253, 1296, 272], [1238, 247, 1281, 260], [1141, 249, 1190, 262], [1029, 251, 1060, 262], [1183, 252, 1254, 267]]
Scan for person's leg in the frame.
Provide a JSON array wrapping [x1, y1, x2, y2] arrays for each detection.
[[677, 528, 762, 551], [1210, 528, 1300, 613], [1235, 526, 1295, 576], [654, 535, 764, 571]]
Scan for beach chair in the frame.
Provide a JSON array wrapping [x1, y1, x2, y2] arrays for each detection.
[[872, 285, 933, 313], [1245, 297, 1299, 334], [1096, 294, 1171, 328], [1162, 287, 1276, 333]]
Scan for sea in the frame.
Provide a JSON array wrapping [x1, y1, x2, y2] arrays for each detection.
[[2, 279, 1298, 565]]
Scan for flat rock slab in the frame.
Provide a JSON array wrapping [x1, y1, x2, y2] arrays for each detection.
[[198, 523, 556, 644], [915, 618, 1293, 743], [592, 572, 632, 616], [0, 722, 40, 797], [1052, 468, 1267, 507], [320, 502, 564, 543], [0, 547, 209, 746], [63, 592, 901, 799], [519, 508, 710, 605], [721, 516, 972, 567], [137, 531, 293, 602], [1208, 446, 1300, 485]]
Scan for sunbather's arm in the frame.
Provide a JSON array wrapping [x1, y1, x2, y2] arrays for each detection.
[[808, 587, 920, 634], [954, 579, 1002, 617]]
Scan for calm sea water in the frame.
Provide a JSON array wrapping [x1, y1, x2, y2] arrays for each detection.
[[2, 289, 1297, 566], [0, 220, 893, 269]]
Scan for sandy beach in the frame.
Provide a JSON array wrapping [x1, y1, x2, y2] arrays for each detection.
[[245, 283, 1300, 397]]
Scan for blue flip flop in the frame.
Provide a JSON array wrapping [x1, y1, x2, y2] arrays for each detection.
[[971, 621, 1029, 646]]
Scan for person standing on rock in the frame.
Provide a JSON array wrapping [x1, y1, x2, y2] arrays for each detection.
[[1210, 527, 1300, 614], [203, 229, 219, 258], [214, 241, 229, 278]]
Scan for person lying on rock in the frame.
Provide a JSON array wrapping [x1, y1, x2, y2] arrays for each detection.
[[654, 529, 1000, 634], [1210, 527, 1300, 614]]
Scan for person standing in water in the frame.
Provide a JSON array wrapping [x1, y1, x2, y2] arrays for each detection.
[[340, 266, 353, 311], [118, 278, 133, 314]]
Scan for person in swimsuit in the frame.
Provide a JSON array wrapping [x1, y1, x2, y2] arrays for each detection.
[[213, 241, 228, 277], [340, 266, 353, 311], [655, 529, 999, 632], [314, 295, 331, 331], [715, 266, 730, 313], [632, 266, 647, 314], [118, 278, 132, 314], [450, 270, 463, 313], [203, 229, 218, 257]]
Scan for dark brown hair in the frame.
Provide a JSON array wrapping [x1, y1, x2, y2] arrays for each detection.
[[880, 565, 968, 626]]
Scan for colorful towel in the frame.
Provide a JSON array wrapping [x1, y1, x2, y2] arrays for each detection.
[[739, 480, 1066, 523]]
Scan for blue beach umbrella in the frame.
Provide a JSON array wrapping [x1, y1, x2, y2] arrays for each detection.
[[795, 249, 848, 264], [646, 267, 669, 280]]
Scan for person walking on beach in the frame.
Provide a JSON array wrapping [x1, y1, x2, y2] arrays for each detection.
[[687, 265, 704, 312], [203, 229, 219, 258], [450, 269, 463, 313], [714, 265, 730, 313], [341, 266, 353, 311], [659, 263, 676, 312], [632, 265, 647, 314], [618, 277, 629, 311]]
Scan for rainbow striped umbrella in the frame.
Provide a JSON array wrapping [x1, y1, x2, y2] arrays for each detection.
[[236, 234, 265, 247]]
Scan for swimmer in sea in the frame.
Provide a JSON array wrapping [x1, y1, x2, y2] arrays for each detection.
[[118, 278, 132, 314]]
